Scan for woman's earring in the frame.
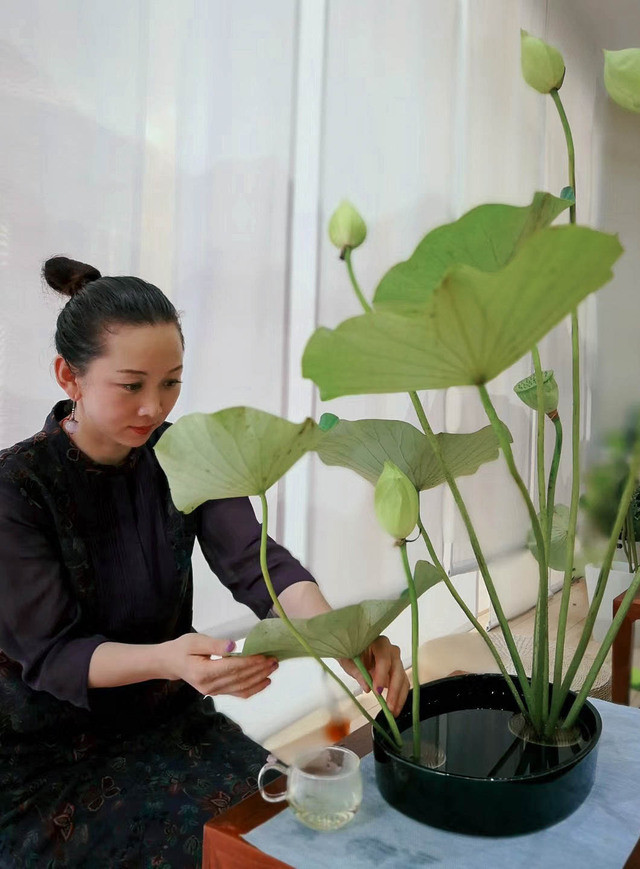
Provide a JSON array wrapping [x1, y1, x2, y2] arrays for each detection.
[[64, 401, 79, 435]]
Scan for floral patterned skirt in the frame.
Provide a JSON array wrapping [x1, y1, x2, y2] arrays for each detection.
[[0, 693, 268, 868]]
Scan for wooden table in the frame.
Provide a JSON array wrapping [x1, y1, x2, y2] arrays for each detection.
[[612, 589, 640, 705], [202, 700, 640, 869]]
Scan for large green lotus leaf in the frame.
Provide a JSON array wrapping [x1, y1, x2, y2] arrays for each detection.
[[154, 407, 320, 512], [242, 560, 442, 660], [303, 226, 622, 398], [316, 418, 503, 491], [374, 192, 570, 306], [527, 504, 571, 571]]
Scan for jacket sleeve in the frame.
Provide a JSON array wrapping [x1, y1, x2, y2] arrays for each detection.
[[0, 480, 106, 709], [196, 496, 316, 619]]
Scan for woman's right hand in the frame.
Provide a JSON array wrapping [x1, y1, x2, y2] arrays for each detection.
[[161, 633, 278, 699]]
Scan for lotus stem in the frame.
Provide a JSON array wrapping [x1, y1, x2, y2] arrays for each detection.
[[344, 248, 372, 313], [550, 88, 576, 223], [532, 347, 547, 537], [548, 87, 581, 731], [627, 508, 638, 572], [550, 317, 580, 719], [417, 518, 527, 717], [545, 442, 640, 734], [623, 514, 632, 571], [257, 494, 400, 750], [352, 656, 403, 747], [399, 542, 421, 760], [477, 385, 548, 730], [342, 253, 532, 721], [547, 414, 563, 540], [408, 391, 534, 714], [562, 567, 640, 730], [531, 347, 550, 719]]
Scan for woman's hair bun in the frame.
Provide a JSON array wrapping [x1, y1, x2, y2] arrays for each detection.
[[43, 256, 102, 298]]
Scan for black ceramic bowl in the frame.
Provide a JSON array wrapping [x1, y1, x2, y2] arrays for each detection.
[[373, 673, 602, 836]]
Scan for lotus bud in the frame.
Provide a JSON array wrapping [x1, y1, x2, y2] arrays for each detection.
[[328, 200, 367, 252], [520, 30, 565, 94], [604, 48, 640, 113], [514, 370, 559, 416], [374, 461, 419, 541]]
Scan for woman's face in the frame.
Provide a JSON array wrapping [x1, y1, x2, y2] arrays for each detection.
[[63, 322, 184, 464]]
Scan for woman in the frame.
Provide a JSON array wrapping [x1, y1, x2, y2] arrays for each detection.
[[0, 257, 408, 867]]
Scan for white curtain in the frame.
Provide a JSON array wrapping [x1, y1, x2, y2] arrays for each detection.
[[1, 0, 615, 667]]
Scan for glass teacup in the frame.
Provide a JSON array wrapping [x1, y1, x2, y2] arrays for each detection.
[[258, 745, 363, 831]]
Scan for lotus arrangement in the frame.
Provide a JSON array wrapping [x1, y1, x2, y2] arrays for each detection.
[[155, 33, 640, 758]]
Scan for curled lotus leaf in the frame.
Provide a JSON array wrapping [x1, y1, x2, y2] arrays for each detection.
[[373, 192, 570, 307], [527, 504, 571, 572], [241, 561, 442, 660]]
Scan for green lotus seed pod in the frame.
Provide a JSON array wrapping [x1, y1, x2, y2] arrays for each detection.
[[374, 461, 419, 541], [604, 48, 640, 113], [520, 30, 565, 94], [514, 370, 559, 415], [328, 200, 367, 250]]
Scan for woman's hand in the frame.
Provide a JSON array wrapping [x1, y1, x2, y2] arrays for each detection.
[[339, 636, 409, 716], [162, 633, 278, 699]]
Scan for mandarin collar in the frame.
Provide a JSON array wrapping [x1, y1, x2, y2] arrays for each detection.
[[45, 400, 141, 475]]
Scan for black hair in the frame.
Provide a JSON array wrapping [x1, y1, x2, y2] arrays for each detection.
[[43, 256, 183, 373]]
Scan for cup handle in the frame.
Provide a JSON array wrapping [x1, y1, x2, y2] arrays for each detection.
[[258, 757, 289, 803]]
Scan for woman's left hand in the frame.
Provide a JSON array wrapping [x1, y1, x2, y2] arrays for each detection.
[[339, 636, 409, 716]]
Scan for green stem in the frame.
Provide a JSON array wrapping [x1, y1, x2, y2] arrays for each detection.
[[543, 414, 564, 723], [549, 316, 580, 720], [258, 494, 400, 750], [623, 514, 632, 571], [546, 415, 563, 538], [417, 518, 527, 716], [344, 248, 372, 313], [399, 542, 421, 760], [545, 443, 640, 734], [625, 508, 637, 573], [550, 89, 576, 223], [342, 254, 530, 721], [477, 385, 548, 731], [548, 86, 581, 734], [408, 391, 534, 713], [352, 656, 403, 747], [531, 348, 549, 719], [563, 567, 640, 729], [532, 348, 547, 535]]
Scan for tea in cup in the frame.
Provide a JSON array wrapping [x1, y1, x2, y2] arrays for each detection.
[[258, 745, 363, 831]]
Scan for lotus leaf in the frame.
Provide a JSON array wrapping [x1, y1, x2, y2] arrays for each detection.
[[303, 225, 622, 398], [154, 407, 320, 512], [241, 560, 442, 660], [527, 504, 571, 571], [373, 192, 570, 307], [316, 417, 504, 491]]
